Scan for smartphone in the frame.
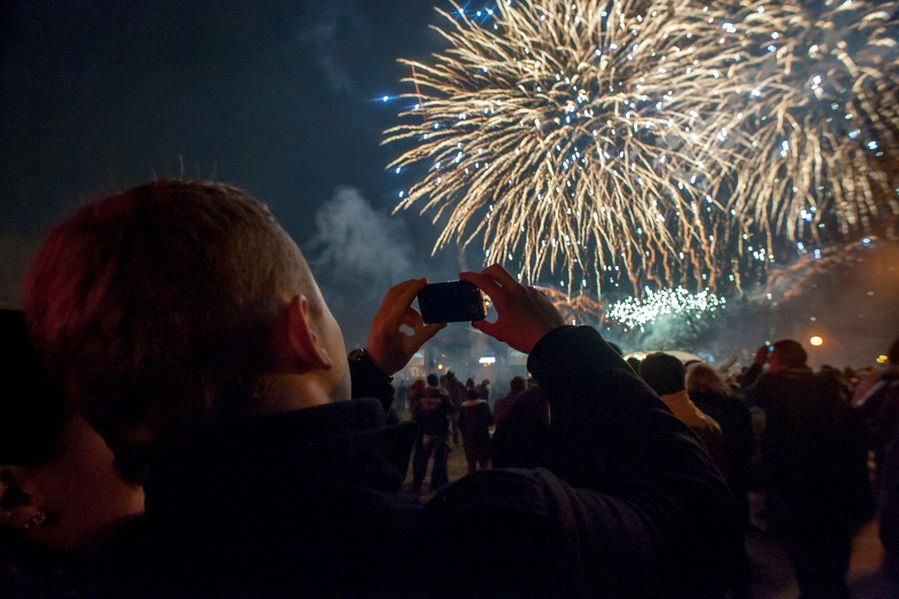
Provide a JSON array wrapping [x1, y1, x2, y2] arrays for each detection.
[[417, 281, 487, 324]]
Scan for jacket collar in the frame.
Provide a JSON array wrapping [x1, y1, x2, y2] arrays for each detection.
[[659, 390, 713, 430], [144, 398, 418, 517]]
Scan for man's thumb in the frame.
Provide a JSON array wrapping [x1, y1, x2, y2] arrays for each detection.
[[414, 323, 446, 345], [472, 319, 500, 339]]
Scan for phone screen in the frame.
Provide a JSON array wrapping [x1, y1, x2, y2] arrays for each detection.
[[417, 281, 487, 324]]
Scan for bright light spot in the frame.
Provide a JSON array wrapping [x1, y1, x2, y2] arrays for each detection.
[[877, 354, 889, 365], [478, 356, 497, 365], [809, 335, 824, 347]]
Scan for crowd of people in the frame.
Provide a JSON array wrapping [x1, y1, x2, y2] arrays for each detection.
[[0, 179, 897, 597]]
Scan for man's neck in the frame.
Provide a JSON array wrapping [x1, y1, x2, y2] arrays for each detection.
[[253, 373, 336, 413]]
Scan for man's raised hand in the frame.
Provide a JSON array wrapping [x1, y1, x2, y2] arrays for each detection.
[[366, 279, 446, 375], [460, 265, 564, 354]]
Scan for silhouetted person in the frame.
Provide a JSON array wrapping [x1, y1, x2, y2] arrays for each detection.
[[626, 356, 642, 374], [853, 336, 899, 480], [687, 363, 754, 528], [477, 379, 491, 405], [744, 340, 869, 599], [493, 376, 526, 428], [411, 373, 452, 492], [458, 392, 493, 472], [444, 371, 465, 444], [862, 336, 899, 582], [465, 377, 477, 399], [640, 353, 725, 470]]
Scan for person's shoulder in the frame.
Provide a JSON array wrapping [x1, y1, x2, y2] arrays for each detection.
[[703, 415, 723, 435], [411, 470, 571, 594]]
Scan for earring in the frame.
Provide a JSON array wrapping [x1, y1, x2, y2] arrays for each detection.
[[24, 510, 52, 529]]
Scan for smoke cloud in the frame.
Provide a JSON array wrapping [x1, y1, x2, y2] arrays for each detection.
[[307, 185, 416, 345], [298, 0, 368, 94]]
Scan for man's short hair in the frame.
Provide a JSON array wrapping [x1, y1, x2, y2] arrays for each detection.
[[23, 180, 315, 482], [772, 339, 807, 369], [640, 353, 686, 396], [509, 376, 526, 394]]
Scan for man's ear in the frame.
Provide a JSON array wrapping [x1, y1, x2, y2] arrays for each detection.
[[286, 295, 333, 371]]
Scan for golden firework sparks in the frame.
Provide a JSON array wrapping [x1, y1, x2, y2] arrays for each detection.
[[385, 0, 745, 295], [384, 0, 898, 296]]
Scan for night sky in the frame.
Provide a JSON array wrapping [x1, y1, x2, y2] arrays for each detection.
[[2, 1, 440, 235]]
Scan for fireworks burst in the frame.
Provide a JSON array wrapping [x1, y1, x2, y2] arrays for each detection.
[[385, 0, 899, 297], [535, 285, 604, 325], [606, 286, 727, 329], [385, 0, 747, 294], [725, 0, 899, 246]]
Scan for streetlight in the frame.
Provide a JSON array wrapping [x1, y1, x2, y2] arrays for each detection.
[[809, 335, 824, 347]]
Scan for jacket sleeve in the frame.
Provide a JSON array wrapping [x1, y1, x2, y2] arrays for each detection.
[[741, 362, 764, 389], [349, 352, 395, 417], [525, 326, 740, 597]]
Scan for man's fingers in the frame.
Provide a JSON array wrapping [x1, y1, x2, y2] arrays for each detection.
[[373, 279, 418, 321], [459, 272, 506, 307], [406, 307, 425, 330], [401, 307, 425, 330], [482, 264, 520, 290], [383, 279, 421, 307], [389, 278, 428, 322]]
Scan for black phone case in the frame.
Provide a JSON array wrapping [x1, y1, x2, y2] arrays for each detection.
[[417, 281, 486, 324]]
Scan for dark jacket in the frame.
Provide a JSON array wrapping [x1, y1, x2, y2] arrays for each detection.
[[689, 390, 754, 488], [743, 367, 870, 523], [458, 399, 493, 444], [119, 327, 735, 597], [414, 386, 451, 437], [492, 388, 551, 469], [458, 399, 493, 468], [419, 327, 739, 597]]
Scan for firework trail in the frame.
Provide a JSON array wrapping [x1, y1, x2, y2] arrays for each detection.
[[724, 0, 899, 250], [385, 0, 899, 297], [535, 285, 604, 325], [760, 236, 879, 303], [385, 0, 748, 294]]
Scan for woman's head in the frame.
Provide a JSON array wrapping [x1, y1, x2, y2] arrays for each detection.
[[686, 362, 731, 397], [0, 310, 143, 549]]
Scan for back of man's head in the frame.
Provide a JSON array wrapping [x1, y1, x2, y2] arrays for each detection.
[[509, 376, 526, 395], [427, 373, 440, 387], [889, 335, 899, 366], [23, 180, 319, 482], [770, 339, 807, 371], [640, 353, 686, 396]]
